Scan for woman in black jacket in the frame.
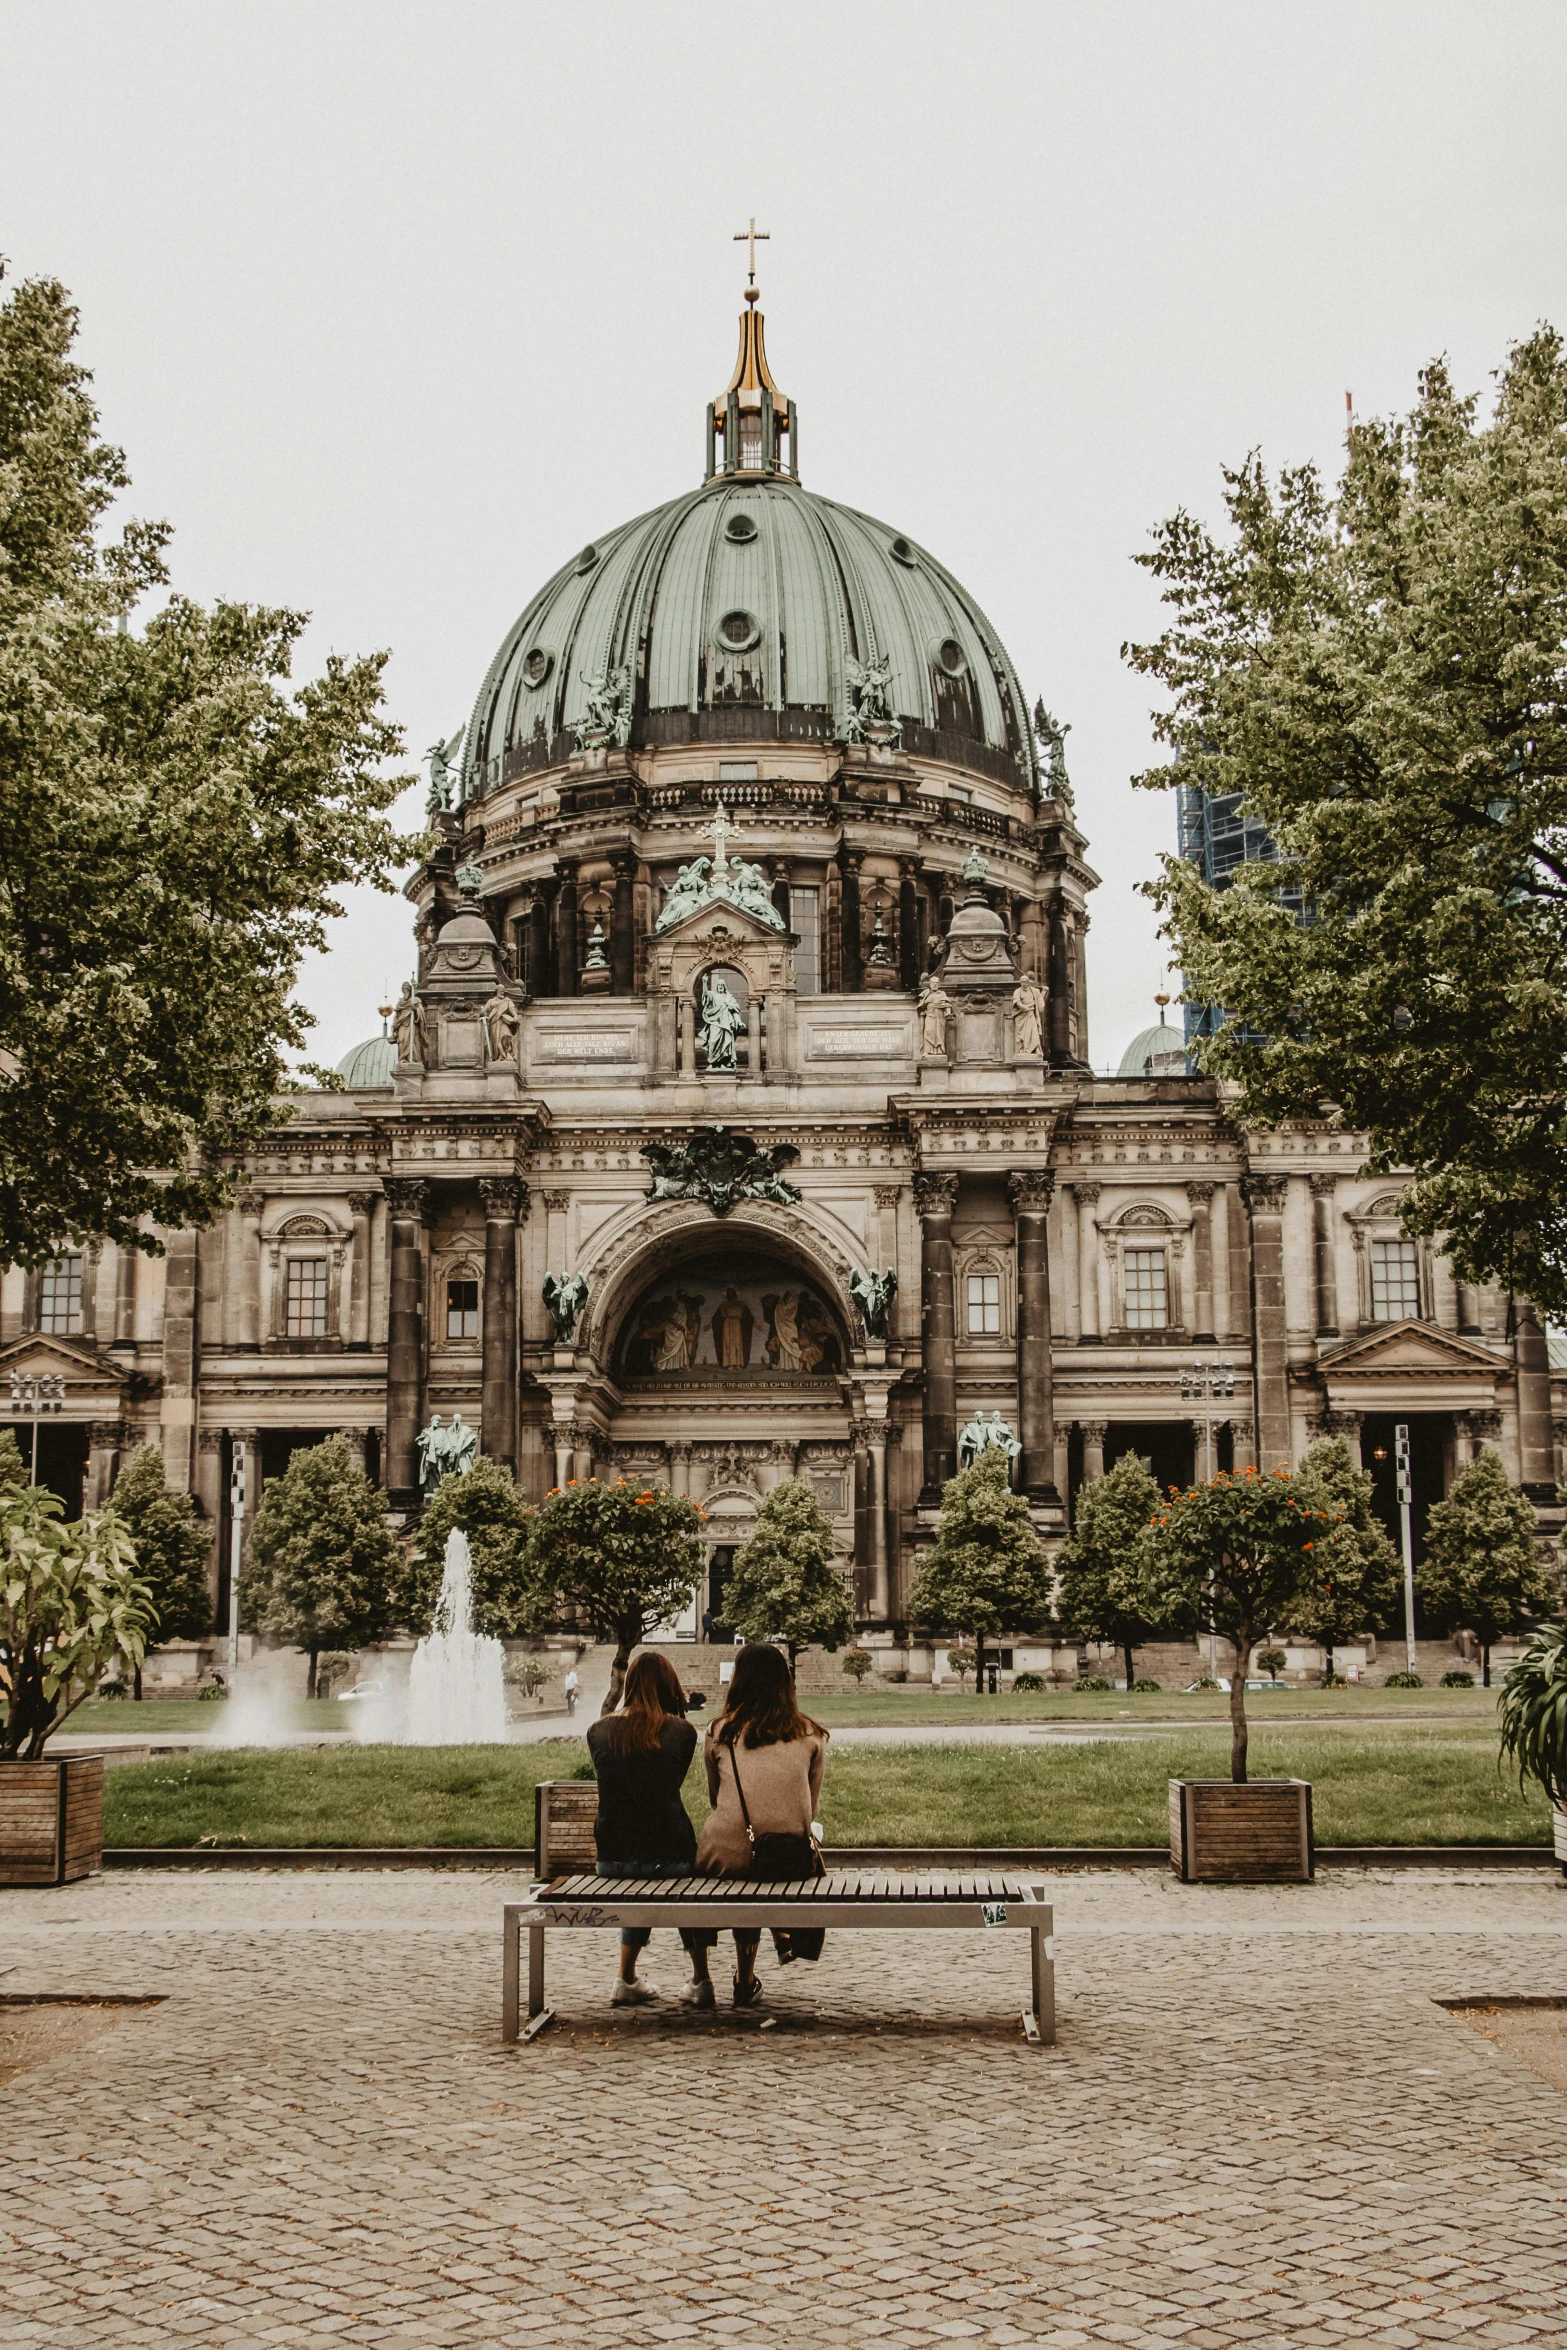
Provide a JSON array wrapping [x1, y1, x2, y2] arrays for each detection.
[[585, 1650, 711, 2009]]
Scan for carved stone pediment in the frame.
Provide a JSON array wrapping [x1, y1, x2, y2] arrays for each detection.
[[1319, 1317, 1506, 1410]]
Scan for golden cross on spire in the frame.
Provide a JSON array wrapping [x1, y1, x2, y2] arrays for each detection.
[[733, 216, 770, 288]]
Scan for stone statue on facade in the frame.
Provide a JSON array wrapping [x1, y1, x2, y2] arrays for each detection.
[[574, 663, 633, 749], [416, 1411, 478, 1492], [699, 973, 744, 1070], [848, 1268, 898, 1339], [1033, 700, 1075, 810], [1012, 974, 1047, 1059], [844, 651, 901, 746], [656, 802, 785, 934], [424, 733, 461, 815], [643, 1125, 801, 1217], [483, 988, 519, 1063], [917, 975, 952, 1061], [543, 1271, 589, 1345], [958, 1410, 1022, 1471], [391, 982, 427, 1068]]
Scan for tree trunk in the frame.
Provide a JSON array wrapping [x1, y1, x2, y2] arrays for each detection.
[[1324, 1639, 1335, 1684], [133, 1662, 143, 1701], [1228, 1636, 1249, 1782], [307, 1643, 319, 1701], [1123, 1638, 1136, 1691], [602, 1629, 634, 1716], [973, 1634, 985, 1697], [787, 1644, 800, 1683], [1482, 1643, 1491, 1689]]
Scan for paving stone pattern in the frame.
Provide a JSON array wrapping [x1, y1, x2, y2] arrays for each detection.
[[3, 1867, 1566, 2348]]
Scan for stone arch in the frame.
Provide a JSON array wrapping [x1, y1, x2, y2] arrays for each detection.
[[579, 1196, 859, 1371], [1115, 1202, 1175, 1229]]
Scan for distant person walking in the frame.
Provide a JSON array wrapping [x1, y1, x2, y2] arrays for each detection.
[[694, 1643, 828, 2007], [586, 1652, 708, 2009], [563, 1665, 579, 1717]]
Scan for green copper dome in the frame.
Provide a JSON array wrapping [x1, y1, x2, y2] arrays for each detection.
[[336, 1034, 397, 1089], [1116, 1021, 1188, 1079], [462, 473, 1038, 798]]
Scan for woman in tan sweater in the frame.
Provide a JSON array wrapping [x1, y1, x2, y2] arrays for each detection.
[[688, 1643, 828, 2009]]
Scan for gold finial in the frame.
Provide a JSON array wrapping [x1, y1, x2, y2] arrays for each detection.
[[1154, 991, 1170, 1012], [733, 216, 769, 301]]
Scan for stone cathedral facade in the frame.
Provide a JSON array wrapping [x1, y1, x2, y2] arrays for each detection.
[[4, 289, 1562, 1651]]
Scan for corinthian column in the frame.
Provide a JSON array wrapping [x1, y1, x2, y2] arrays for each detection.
[[384, 1178, 430, 1500], [914, 1171, 959, 1503], [1008, 1170, 1060, 1503], [1514, 1297, 1558, 1501], [1074, 1183, 1101, 1340], [479, 1178, 523, 1474], [1245, 1172, 1291, 1469]]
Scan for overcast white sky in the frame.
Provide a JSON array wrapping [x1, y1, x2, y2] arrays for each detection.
[[3, 0, 1564, 1072]]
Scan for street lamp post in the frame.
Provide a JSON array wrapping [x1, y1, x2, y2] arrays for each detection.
[[1180, 1360, 1236, 1681], [227, 1441, 247, 1678], [9, 1372, 65, 1484]]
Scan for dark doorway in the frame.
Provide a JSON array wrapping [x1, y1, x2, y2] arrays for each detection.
[[24, 1422, 90, 1516], [259, 1429, 329, 1489], [1106, 1422, 1196, 1497], [1361, 1413, 1447, 1563], [706, 1546, 736, 1641]]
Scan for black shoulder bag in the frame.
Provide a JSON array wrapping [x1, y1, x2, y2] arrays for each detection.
[[728, 1737, 824, 1881]]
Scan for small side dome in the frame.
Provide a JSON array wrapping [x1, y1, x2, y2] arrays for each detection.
[[1116, 1021, 1188, 1079], [336, 1035, 397, 1088]]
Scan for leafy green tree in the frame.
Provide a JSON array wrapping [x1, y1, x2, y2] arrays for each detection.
[[841, 1647, 873, 1684], [0, 261, 417, 1264], [521, 1478, 703, 1713], [1055, 1452, 1167, 1689], [109, 1446, 212, 1697], [1135, 1467, 1340, 1781], [1416, 1449, 1556, 1685], [723, 1478, 854, 1677], [1498, 1621, 1567, 1812], [0, 1484, 151, 1756], [907, 1453, 1052, 1699], [1125, 330, 1567, 1310], [0, 1430, 27, 1492], [241, 1436, 400, 1696], [400, 1456, 539, 1638], [1289, 1438, 1404, 1677]]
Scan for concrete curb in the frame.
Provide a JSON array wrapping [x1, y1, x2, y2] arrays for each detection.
[[100, 1842, 1558, 1872]]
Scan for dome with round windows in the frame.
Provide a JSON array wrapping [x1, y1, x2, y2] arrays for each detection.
[[461, 301, 1037, 803]]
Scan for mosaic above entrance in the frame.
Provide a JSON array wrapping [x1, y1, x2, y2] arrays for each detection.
[[618, 1251, 844, 1380]]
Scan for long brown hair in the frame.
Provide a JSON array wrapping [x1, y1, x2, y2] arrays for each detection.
[[609, 1650, 690, 1753], [715, 1642, 825, 1749]]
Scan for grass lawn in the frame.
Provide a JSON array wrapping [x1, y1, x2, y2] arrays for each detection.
[[803, 1686, 1500, 1729], [102, 1723, 1550, 1850], [69, 1699, 352, 1737]]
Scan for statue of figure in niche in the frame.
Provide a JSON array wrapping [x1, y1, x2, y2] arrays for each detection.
[[699, 973, 744, 1070], [763, 1289, 803, 1370], [483, 988, 519, 1063], [1011, 974, 1047, 1059], [849, 1268, 898, 1339], [542, 1271, 589, 1346], [711, 1285, 755, 1369], [917, 975, 952, 1061]]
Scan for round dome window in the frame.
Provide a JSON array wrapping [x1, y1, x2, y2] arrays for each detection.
[[725, 512, 759, 542], [521, 648, 553, 690], [716, 608, 762, 653], [575, 544, 599, 574], [935, 637, 968, 677], [890, 535, 919, 566]]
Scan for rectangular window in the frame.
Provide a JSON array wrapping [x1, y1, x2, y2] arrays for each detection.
[[966, 1272, 1001, 1335], [446, 1278, 480, 1340], [1123, 1249, 1168, 1330], [284, 1257, 330, 1339], [38, 1255, 83, 1336], [789, 886, 821, 995], [1370, 1237, 1420, 1322], [718, 761, 758, 781]]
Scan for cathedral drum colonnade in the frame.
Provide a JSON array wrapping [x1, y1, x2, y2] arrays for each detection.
[[0, 274, 1560, 1655]]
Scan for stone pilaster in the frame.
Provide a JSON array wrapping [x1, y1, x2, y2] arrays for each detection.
[[611, 854, 636, 995], [348, 1192, 377, 1350], [237, 1191, 264, 1349], [839, 849, 864, 993], [1513, 1298, 1558, 1501], [479, 1178, 523, 1473], [1309, 1174, 1340, 1339], [1073, 1183, 1101, 1340], [914, 1171, 959, 1503], [1186, 1183, 1215, 1342], [1007, 1169, 1060, 1503], [160, 1227, 200, 1494], [384, 1178, 430, 1500], [1244, 1172, 1291, 1470]]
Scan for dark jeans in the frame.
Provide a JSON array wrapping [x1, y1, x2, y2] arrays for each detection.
[[598, 1858, 710, 1956]]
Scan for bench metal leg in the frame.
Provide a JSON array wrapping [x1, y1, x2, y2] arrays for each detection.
[[521, 1920, 555, 2042], [1025, 1925, 1055, 2047], [502, 1907, 521, 2044]]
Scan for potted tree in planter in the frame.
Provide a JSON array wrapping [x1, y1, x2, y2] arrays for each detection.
[[1, 1482, 153, 1884], [1498, 1621, 1567, 1875], [1137, 1466, 1343, 1881]]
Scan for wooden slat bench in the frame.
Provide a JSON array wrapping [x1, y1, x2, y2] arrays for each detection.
[[503, 1869, 1055, 2046]]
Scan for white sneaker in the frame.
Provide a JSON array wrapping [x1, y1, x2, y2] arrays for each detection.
[[679, 1979, 717, 2010], [610, 1979, 659, 2007]]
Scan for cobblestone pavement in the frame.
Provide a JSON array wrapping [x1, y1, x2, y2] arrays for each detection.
[[3, 1866, 1566, 2348]]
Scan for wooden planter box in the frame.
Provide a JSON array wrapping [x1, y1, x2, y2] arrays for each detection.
[[0, 1755, 105, 1886], [1169, 1777, 1313, 1883]]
